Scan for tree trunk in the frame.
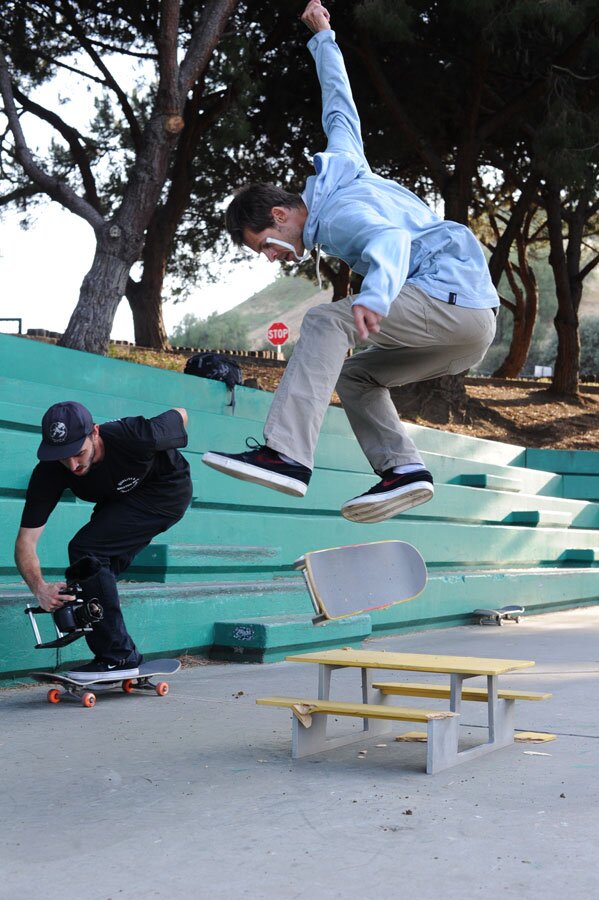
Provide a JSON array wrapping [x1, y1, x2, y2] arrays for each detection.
[[545, 182, 582, 397], [487, 175, 540, 285], [552, 311, 580, 395], [494, 305, 535, 378], [493, 230, 538, 378], [391, 374, 470, 425], [306, 254, 352, 300], [124, 84, 234, 349], [58, 236, 135, 354], [127, 273, 171, 350]]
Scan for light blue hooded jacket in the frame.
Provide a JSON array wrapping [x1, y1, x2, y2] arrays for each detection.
[[302, 30, 499, 318]]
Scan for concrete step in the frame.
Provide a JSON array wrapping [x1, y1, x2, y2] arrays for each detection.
[[210, 614, 372, 664]]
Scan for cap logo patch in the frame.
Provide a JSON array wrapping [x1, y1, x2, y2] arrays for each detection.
[[50, 421, 68, 444]]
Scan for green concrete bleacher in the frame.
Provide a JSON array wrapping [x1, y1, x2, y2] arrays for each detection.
[[526, 448, 599, 501], [1, 333, 599, 679]]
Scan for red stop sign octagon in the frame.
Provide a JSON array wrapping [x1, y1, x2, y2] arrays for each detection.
[[267, 321, 289, 346]]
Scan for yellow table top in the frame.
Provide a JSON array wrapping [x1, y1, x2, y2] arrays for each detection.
[[286, 648, 535, 677]]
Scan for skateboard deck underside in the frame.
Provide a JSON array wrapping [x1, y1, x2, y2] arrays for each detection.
[[300, 541, 427, 620]]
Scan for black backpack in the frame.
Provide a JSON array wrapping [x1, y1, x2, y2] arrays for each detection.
[[184, 352, 243, 410]]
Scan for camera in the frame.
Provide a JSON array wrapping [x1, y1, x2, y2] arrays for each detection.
[[54, 593, 104, 634], [25, 584, 104, 650]]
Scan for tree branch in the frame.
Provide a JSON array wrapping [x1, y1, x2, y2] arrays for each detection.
[[579, 249, 599, 282], [0, 184, 42, 206], [157, 0, 182, 114], [0, 46, 104, 230], [13, 86, 102, 211], [59, 0, 144, 149], [178, 0, 238, 98]]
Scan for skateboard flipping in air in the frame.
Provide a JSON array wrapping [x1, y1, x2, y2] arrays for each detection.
[[294, 539, 427, 624]]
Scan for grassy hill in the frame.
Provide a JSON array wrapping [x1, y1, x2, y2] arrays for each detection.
[[212, 273, 330, 348]]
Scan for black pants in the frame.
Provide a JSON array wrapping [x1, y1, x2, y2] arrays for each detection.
[[67, 484, 192, 664]]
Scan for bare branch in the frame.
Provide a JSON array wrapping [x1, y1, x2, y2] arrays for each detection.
[[13, 86, 102, 211], [0, 46, 104, 230], [59, 0, 144, 149], [0, 184, 42, 206], [580, 252, 599, 282]]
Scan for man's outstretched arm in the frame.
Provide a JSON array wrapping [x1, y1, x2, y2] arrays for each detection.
[[302, 1, 366, 163]]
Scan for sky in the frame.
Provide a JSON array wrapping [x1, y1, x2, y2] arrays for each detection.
[[0, 202, 277, 342]]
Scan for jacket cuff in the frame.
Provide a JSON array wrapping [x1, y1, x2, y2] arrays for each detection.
[[307, 29, 336, 52]]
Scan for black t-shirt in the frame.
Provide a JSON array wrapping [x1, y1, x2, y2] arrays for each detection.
[[21, 410, 191, 528]]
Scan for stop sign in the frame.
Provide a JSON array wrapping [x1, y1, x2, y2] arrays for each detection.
[[267, 321, 289, 346]]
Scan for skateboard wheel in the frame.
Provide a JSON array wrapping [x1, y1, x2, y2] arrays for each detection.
[[122, 679, 135, 693], [47, 688, 61, 704], [155, 681, 169, 697], [81, 692, 96, 708]]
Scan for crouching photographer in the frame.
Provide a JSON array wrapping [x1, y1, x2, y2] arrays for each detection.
[[15, 400, 192, 682]]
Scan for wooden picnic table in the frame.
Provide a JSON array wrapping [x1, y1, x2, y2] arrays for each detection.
[[256, 648, 548, 773]]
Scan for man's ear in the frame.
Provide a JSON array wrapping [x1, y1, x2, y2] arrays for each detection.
[[271, 206, 288, 225]]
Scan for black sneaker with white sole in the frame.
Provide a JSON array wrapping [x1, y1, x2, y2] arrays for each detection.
[[65, 658, 142, 683], [202, 440, 311, 497], [341, 468, 434, 523]]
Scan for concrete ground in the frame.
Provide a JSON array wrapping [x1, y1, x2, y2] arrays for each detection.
[[2, 606, 598, 900]]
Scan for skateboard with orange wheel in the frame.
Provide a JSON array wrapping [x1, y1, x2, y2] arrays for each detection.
[[29, 658, 181, 708]]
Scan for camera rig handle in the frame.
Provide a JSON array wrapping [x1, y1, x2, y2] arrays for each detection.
[[24, 605, 84, 649]]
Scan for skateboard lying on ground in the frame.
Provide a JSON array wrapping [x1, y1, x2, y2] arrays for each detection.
[[473, 605, 524, 626], [294, 539, 427, 623], [30, 658, 181, 708]]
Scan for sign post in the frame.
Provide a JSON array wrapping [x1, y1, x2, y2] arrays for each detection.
[[267, 321, 289, 347]]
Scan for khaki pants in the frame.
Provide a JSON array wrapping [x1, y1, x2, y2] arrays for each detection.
[[265, 284, 496, 474]]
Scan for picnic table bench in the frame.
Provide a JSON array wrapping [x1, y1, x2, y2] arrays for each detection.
[[257, 648, 551, 774]]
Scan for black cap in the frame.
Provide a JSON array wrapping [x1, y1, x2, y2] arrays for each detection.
[[37, 401, 94, 461]]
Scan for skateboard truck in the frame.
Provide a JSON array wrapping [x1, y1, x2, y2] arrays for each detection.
[[24, 584, 104, 649]]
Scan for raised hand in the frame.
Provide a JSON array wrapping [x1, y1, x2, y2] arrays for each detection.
[[300, 0, 331, 34]]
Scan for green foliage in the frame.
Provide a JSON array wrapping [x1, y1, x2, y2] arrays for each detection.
[[169, 310, 249, 350], [354, 1, 414, 42]]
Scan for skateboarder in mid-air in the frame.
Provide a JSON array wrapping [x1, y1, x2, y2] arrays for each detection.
[[15, 401, 192, 682], [203, 0, 499, 524]]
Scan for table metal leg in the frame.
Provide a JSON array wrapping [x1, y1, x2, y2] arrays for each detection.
[[362, 667, 392, 737], [428, 673, 516, 772], [450, 674, 464, 712]]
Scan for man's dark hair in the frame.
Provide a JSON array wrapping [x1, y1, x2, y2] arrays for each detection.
[[225, 183, 304, 246]]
